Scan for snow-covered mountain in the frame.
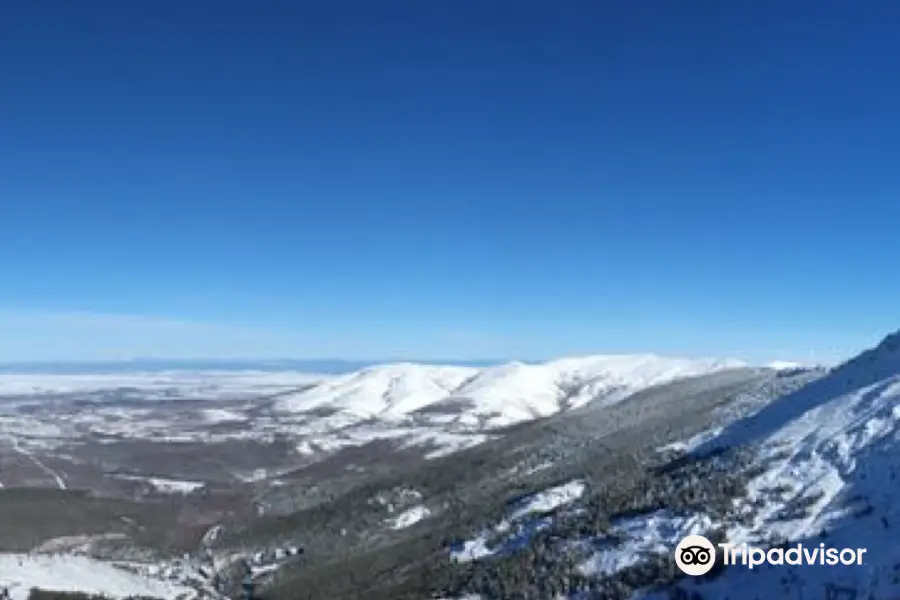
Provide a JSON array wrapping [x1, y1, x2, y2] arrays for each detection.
[[274, 354, 747, 429]]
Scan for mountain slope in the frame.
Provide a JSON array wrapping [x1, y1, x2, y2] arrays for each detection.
[[274, 354, 747, 429], [654, 330, 900, 599]]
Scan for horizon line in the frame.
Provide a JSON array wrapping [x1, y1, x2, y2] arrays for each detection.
[[0, 355, 829, 368]]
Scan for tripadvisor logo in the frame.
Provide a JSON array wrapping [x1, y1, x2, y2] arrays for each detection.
[[674, 535, 869, 576], [674, 535, 716, 576]]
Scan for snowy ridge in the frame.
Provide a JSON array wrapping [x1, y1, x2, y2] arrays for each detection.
[[275, 354, 747, 428], [276, 363, 478, 418], [700, 331, 900, 453], [766, 360, 810, 370]]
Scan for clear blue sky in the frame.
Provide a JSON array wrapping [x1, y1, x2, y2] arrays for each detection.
[[2, 1, 899, 364]]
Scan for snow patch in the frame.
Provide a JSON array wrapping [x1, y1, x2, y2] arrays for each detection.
[[579, 510, 714, 577], [201, 408, 245, 423], [766, 360, 809, 371], [389, 506, 431, 529], [114, 474, 205, 494], [0, 553, 193, 600], [509, 480, 586, 520], [451, 480, 586, 563]]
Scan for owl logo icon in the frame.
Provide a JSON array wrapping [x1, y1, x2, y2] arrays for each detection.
[[674, 535, 716, 576]]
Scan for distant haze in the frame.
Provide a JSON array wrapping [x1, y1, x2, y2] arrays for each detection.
[[0, 358, 502, 375]]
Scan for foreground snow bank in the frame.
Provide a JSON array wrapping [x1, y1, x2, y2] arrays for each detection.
[[0, 553, 193, 600]]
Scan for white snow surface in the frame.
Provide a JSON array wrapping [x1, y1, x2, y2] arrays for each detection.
[[114, 474, 205, 494], [450, 534, 496, 563], [275, 363, 478, 417], [275, 355, 745, 428], [201, 408, 246, 423], [0, 553, 193, 600], [765, 360, 808, 370], [388, 505, 432, 529]]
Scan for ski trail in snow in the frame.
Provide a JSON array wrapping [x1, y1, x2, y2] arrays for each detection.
[[12, 441, 67, 490]]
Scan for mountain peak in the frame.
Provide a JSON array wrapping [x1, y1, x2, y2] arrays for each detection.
[[827, 329, 900, 387]]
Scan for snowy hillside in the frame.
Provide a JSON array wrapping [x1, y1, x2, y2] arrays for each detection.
[[645, 330, 900, 598], [0, 553, 194, 600], [274, 354, 747, 428]]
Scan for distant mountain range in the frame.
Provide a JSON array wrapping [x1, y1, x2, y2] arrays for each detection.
[[0, 357, 820, 375]]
